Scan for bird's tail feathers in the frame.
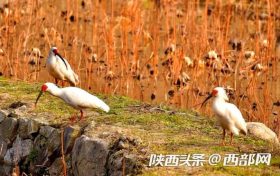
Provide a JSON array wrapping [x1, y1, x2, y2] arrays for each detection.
[[98, 101, 110, 112], [67, 71, 79, 86], [240, 128, 247, 135]]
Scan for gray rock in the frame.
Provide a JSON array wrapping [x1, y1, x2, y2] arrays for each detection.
[[4, 147, 19, 164], [18, 118, 40, 139], [72, 135, 108, 176], [33, 134, 49, 165], [118, 140, 129, 149], [247, 122, 279, 145], [107, 151, 143, 176], [46, 128, 61, 157], [13, 108, 25, 117], [123, 154, 142, 175], [18, 139, 33, 158], [0, 110, 146, 175], [39, 126, 56, 138], [0, 137, 8, 160], [49, 158, 63, 176], [107, 137, 144, 176], [18, 118, 30, 139], [37, 126, 61, 156], [33, 127, 61, 166], [0, 111, 6, 123], [63, 126, 80, 154], [0, 117, 18, 144], [0, 165, 12, 176], [107, 150, 124, 176], [3, 135, 33, 165], [28, 120, 41, 136], [11, 104, 31, 117], [17, 105, 27, 112]]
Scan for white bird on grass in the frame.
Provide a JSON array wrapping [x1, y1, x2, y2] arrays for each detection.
[[201, 87, 247, 145], [47, 47, 79, 86], [35, 83, 110, 121]]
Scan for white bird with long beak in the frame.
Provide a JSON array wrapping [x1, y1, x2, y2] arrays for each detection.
[[47, 47, 79, 86], [201, 87, 247, 145], [35, 83, 110, 121]]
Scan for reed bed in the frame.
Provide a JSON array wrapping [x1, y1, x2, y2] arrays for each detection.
[[0, 0, 280, 136]]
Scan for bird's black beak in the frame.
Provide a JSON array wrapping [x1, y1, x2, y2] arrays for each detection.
[[35, 91, 43, 107], [201, 94, 213, 108]]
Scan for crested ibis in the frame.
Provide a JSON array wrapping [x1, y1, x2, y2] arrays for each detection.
[[201, 87, 247, 145], [35, 83, 110, 120], [47, 47, 79, 86]]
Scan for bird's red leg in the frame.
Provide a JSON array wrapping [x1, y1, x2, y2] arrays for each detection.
[[230, 133, 234, 145], [69, 113, 78, 124], [220, 129, 226, 146], [62, 80, 65, 87], [80, 110, 84, 121], [55, 78, 58, 85]]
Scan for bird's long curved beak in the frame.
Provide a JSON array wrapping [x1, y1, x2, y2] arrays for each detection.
[[35, 91, 43, 107], [201, 94, 213, 108]]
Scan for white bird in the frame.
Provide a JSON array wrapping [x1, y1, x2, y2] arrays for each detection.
[[201, 87, 247, 145], [47, 47, 79, 86], [35, 83, 110, 121]]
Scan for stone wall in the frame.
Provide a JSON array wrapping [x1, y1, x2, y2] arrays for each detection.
[[0, 110, 146, 176]]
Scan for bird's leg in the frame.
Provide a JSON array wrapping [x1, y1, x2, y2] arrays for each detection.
[[79, 110, 84, 121], [230, 133, 234, 145], [220, 129, 226, 146], [61, 80, 65, 87], [55, 78, 58, 85], [69, 113, 78, 124]]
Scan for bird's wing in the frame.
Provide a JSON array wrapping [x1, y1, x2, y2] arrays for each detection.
[[61, 87, 109, 112], [65, 70, 79, 86], [55, 53, 68, 70], [226, 103, 247, 134], [55, 55, 79, 85]]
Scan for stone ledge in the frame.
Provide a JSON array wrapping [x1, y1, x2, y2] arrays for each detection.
[[0, 109, 147, 176]]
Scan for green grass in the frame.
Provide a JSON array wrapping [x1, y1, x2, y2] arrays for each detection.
[[0, 76, 279, 175]]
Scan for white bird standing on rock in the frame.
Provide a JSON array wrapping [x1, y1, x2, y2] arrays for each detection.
[[201, 87, 247, 145], [35, 83, 110, 121], [47, 47, 79, 86]]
